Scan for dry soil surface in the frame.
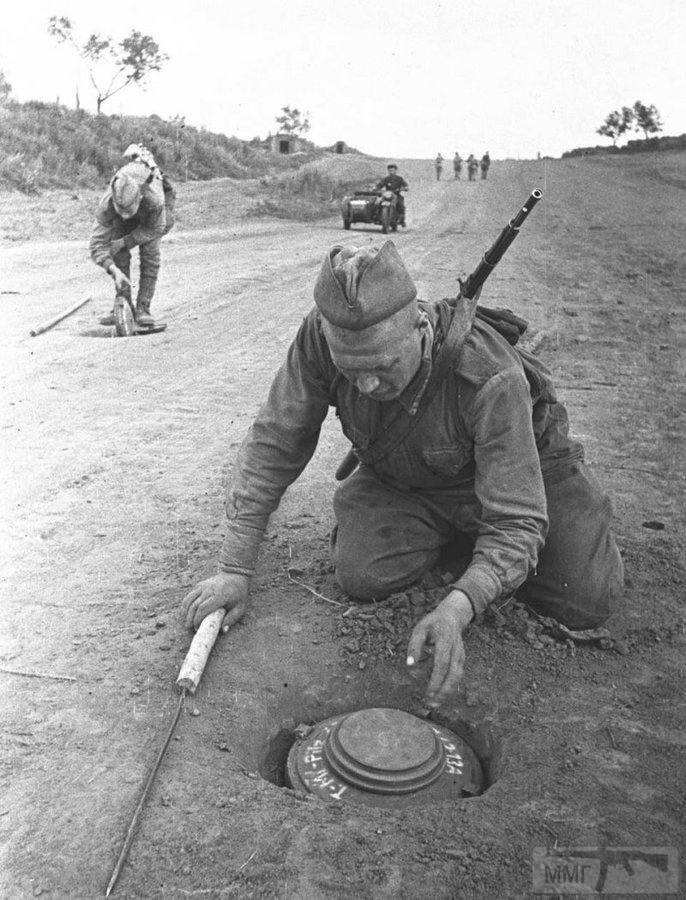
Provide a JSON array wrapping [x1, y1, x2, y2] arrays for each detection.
[[1, 153, 684, 898]]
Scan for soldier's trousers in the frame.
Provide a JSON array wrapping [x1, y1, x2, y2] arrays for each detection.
[[331, 463, 624, 629], [112, 240, 161, 307]]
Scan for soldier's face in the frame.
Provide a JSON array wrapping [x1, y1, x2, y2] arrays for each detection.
[[324, 311, 425, 401], [113, 202, 139, 220]]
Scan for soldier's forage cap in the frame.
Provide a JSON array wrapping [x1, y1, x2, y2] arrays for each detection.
[[111, 163, 145, 218], [387, 163, 397, 169], [314, 241, 417, 332]]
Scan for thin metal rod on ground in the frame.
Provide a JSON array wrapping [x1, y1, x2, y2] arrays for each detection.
[[286, 570, 345, 607], [105, 693, 185, 897], [0, 666, 77, 682], [29, 296, 92, 337]]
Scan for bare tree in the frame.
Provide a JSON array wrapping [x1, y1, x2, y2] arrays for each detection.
[[632, 101, 663, 139], [275, 106, 311, 136], [48, 16, 168, 114], [597, 107, 634, 146]]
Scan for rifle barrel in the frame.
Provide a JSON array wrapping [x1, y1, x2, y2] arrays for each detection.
[[461, 189, 542, 299]]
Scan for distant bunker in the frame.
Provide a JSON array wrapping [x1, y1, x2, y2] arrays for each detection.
[[271, 133, 300, 154]]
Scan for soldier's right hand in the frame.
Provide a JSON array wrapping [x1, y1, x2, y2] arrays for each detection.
[[182, 572, 249, 632], [406, 590, 474, 707], [109, 265, 131, 292]]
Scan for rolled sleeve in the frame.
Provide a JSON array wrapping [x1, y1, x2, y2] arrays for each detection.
[[454, 367, 548, 615]]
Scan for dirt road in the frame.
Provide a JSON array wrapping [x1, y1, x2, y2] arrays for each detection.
[[1, 153, 684, 897]]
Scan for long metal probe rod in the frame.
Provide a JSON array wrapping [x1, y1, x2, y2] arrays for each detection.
[[29, 295, 92, 336], [104, 608, 225, 896], [105, 691, 186, 897]]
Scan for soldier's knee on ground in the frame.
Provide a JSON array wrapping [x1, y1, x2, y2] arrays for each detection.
[[333, 561, 387, 601], [523, 557, 621, 630], [333, 555, 435, 601], [520, 465, 624, 629], [331, 528, 438, 601]]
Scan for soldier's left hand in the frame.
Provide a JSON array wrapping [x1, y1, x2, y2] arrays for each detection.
[[406, 590, 474, 706]]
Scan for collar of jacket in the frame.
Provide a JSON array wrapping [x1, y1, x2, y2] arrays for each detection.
[[395, 296, 471, 415], [394, 317, 435, 416]]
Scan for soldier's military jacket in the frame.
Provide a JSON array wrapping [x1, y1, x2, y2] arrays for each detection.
[[218, 299, 583, 615], [376, 173, 408, 193], [89, 170, 174, 274]]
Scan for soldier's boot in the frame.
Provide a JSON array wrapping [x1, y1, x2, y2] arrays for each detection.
[[135, 274, 157, 327], [135, 297, 155, 328]]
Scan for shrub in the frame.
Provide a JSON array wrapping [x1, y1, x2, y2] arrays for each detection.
[[0, 153, 42, 194], [0, 101, 328, 191]]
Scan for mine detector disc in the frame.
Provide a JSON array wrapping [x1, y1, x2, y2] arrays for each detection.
[[286, 707, 483, 807], [113, 293, 167, 336], [113, 292, 136, 337]]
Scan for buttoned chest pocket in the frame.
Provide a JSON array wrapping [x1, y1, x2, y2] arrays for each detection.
[[422, 444, 472, 479]]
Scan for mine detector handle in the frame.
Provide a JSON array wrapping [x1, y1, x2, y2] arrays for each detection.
[[458, 189, 543, 299], [106, 607, 228, 896], [175, 608, 225, 693]]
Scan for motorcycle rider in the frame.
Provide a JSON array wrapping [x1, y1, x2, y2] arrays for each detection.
[[375, 163, 408, 227]]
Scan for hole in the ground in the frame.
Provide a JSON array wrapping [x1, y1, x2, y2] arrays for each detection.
[[257, 671, 503, 806], [261, 726, 301, 788]]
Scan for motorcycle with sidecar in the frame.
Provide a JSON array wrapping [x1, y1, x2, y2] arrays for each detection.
[[341, 187, 405, 234]]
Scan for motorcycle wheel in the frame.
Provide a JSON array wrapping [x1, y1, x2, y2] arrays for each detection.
[[381, 206, 390, 234]]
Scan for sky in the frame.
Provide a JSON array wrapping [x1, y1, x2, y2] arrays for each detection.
[[1, 0, 684, 159]]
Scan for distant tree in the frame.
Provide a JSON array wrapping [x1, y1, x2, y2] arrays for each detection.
[[48, 16, 168, 114], [0, 70, 12, 105], [632, 100, 663, 139], [596, 106, 634, 146], [275, 105, 310, 136]]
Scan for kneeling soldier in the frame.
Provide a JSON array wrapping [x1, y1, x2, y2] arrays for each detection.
[[183, 243, 624, 706]]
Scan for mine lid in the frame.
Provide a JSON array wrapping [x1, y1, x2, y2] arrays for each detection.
[[336, 707, 437, 771]]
